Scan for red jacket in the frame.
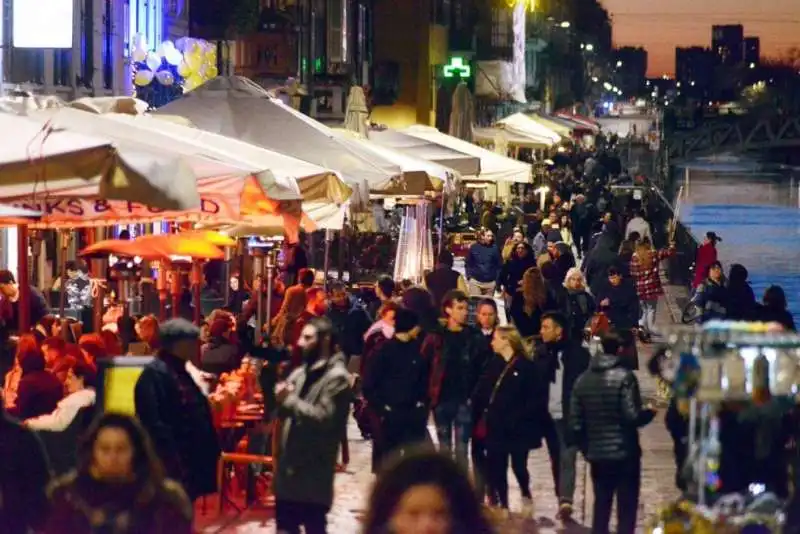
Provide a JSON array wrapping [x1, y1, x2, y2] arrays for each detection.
[[693, 243, 718, 288]]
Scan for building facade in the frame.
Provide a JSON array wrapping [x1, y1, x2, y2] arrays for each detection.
[[613, 46, 647, 97], [675, 46, 715, 98], [1, 0, 189, 98], [744, 36, 760, 66], [712, 24, 744, 67]]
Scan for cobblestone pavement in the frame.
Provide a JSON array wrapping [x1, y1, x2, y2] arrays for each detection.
[[197, 295, 681, 533]]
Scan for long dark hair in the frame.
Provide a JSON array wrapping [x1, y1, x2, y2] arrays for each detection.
[[75, 413, 166, 503], [363, 448, 493, 534]]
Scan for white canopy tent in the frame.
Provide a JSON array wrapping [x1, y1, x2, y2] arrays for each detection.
[[367, 128, 480, 176], [402, 125, 532, 184], [488, 113, 562, 147], [0, 111, 200, 211], [340, 135, 456, 196], [154, 76, 428, 204]]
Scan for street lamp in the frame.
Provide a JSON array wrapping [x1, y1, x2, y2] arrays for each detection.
[[585, 44, 594, 52], [603, 82, 612, 90], [559, 21, 570, 28], [616, 60, 623, 67], [591, 76, 598, 82]]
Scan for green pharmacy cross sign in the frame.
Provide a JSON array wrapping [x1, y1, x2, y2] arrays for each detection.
[[444, 57, 471, 79]]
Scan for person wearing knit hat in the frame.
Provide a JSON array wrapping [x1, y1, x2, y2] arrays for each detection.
[[362, 307, 427, 467]]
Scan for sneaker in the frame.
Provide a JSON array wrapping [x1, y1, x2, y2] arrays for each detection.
[[520, 497, 534, 518], [557, 502, 573, 521]]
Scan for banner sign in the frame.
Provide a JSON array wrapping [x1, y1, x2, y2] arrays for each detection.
[[11, 195, 238, 228]]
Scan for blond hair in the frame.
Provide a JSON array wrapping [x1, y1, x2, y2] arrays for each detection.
[[494, 325, 532, 360]]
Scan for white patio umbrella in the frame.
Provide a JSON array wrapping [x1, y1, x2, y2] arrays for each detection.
[[0, 112, 200, 211], [343, 86, 369, 138], [153, 76, 409, 206]]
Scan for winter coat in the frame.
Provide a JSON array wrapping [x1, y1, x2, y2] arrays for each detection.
[[538, 339, 592, 420], [562, 289, 595, 341], [595, 279, 640, 331], [26, 389, 96, 475], [568, 353, 655, 462], [584, 234, 621, 294], [421, 322, 490, 408], [693, 243, 718, 289], [472, 354, 545, 450], [134, 352, 220, 500], [274, 354, 352, 508], [45, 473, 193, 534], [465, 242, 502, 284], [200, 338, 240, 375], [692, 278, 728, 324], [498, 247, 537, 297], [326, 299, 372, 358]]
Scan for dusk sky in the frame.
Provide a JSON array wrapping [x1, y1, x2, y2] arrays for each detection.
[[601, 0, 800, 76]]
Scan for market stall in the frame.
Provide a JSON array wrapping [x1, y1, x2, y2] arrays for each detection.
[[647, 320, 799, 533]]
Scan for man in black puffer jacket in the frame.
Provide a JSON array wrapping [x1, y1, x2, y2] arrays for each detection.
[[567, 330, 655, 534]]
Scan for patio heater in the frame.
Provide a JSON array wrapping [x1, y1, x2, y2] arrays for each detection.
[[393, 202, 434, 283]]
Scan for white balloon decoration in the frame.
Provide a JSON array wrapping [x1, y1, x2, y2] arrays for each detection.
[[145, 52, 162, 72]]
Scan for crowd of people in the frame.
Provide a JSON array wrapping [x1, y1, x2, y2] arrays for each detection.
[[0, 146, 796, 534]]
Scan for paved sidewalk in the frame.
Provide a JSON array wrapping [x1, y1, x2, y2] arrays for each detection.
[[197, 295, 680, 533]]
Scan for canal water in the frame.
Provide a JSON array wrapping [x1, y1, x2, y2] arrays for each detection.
[[673, 158, 800, 322]]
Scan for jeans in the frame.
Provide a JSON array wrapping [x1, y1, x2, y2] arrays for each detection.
[[543, 415, 561, 496], [468, 279, 496, 297], [433, 401, 472, 466], [554, 418, 578, 505], [487, 443, 531, 508], [574, 230, 590, 257], [276, 500, 329, 534], [639, 298, 659, 335], [590, 457, 642, 534]]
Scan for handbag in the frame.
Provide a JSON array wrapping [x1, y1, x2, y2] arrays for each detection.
[[473, 359, 515, 439], [589, 311, 610, 337]]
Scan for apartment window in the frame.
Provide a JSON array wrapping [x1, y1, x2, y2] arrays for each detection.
[[81, 0, 94, 87], [431, 0, 451, 25], [490, 8, 512, 48], [103, 0, 113, 89], [54, 50, 71, 87]]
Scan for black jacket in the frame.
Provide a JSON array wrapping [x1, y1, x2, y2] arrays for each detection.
[[135, 352, 221, 500], [539, 338, 591, 420], [472, 354, 545, 450], [326, 299, 372, 358], [568, 353, 655, 462], [363, 337, 428, 412], [200, 338, 240, 375], [595, 279, 640, 331]]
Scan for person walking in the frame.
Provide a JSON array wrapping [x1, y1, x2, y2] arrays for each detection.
[[568, 331, 656, 534], [629, 237, 675, 341], [424, 250, 468, 309], [465, 229, 502, 297], [473, 325, 542, 516], [362, 309, 428, 468], [538, 312, 591, 521], [422, 290, 489, 466], [273, 316, 352, 534], [134, 319, 220, 502]]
